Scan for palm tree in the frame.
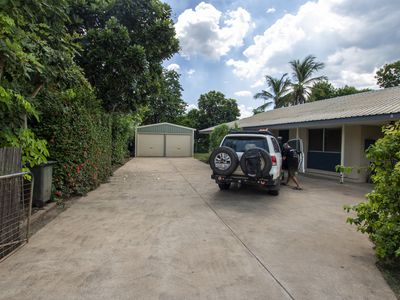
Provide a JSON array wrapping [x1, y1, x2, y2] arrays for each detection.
[[289, 55, 327, 105], [253, 73, 291, 112]]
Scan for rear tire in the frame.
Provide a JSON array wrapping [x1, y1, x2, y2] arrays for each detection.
[[218, 183, 231, 190], [268, 190, 279, 196]]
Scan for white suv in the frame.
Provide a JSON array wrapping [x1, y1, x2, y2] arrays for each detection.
[[209, 130, 283, 195]]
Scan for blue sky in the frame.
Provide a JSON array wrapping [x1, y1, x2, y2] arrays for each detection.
[[163, 0, 400, 118]]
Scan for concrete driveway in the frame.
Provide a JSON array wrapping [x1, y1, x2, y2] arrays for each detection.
[[0, 158, 395, 300]]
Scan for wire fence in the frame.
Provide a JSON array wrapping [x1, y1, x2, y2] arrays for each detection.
[[0, 147, 33, 262], [0, 172, 33, 261]]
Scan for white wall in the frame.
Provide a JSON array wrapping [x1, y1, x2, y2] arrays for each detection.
[[343, 125, 363, 180]]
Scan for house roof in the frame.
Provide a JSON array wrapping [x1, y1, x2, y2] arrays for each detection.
[[200, 86, 400, 133]]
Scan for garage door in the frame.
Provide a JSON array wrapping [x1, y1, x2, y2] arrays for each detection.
[[166, 135, 191, 157], [137, 134, 164, 157]]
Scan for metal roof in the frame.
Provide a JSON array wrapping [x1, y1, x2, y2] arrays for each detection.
[[200, 86, 400, 133], [137, 122, 195, 134]]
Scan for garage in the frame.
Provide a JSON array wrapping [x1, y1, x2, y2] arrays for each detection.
[[135, 123, 195, 157]]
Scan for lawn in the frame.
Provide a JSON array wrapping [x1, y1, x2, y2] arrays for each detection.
[[194, 152, 210, 163]]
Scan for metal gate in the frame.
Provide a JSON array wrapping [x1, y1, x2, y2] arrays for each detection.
[[0, 148, 33, 261]]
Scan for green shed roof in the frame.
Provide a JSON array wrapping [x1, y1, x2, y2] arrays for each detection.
[[137, 122, 195, 134]]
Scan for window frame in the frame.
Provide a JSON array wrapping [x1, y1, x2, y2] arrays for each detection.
[[308, 128, 342, 153]]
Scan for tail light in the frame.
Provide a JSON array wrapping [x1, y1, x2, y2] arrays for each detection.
[[271, 155, 277, 166]]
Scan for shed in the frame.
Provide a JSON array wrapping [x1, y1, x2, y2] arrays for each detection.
[[135, 123, 195, 157]]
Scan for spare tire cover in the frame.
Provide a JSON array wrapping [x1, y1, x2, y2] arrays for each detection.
[[240, 147, 272, 178], [209, 146, 239, 176]]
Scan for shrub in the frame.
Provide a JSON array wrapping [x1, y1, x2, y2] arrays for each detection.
[[111, 114, 131, 165], [111, 112, 144, 164], [209, 124, 229, 152], [345, 121, 400, 261], [33, 87, 112, 197]]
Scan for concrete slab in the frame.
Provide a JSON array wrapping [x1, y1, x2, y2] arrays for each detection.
[[0, 158, 395, 299]]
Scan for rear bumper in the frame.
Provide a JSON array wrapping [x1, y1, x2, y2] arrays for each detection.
[[211, 174, 279, 188]]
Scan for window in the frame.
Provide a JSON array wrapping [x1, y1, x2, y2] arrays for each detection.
[[308, 128, 341, 152], [309, 129, 323, 151], [324, 128, 341, 152], [271, 138, 281, 153], [222, 137, 269, 153]]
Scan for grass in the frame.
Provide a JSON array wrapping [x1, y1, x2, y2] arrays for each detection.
[[194, 152, 210, 163], [377, 261, 400, 299]]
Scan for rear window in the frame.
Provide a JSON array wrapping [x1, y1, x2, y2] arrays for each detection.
[[271, 137, 281, 153], [222, 136, 269, 152]]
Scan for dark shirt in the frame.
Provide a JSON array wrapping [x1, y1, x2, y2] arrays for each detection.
[[284, 148, 298, 169]]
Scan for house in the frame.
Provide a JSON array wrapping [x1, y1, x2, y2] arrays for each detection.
[[200, 86, 400, 182]]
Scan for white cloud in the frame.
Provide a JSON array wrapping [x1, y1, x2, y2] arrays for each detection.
[[326, 47, 381, 88], [266, 7, 276, 14], [226, 0, 400, 89], [234, 90, 252, 97], [187, 69, 195, 76], [186, 104, 198, 112], [238, 105, 254, 119], [166, 63, 180, 72], [175, 2, 253, 59], [251, 79, 265, 88]]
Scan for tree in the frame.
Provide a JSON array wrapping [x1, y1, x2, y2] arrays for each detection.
[[253, 74, 291, 112], [69, 0, 179, 113], [209, 124, 230, 152], [309, 81, 371, 101], [309, 81, 336, 101], [0, 0, 83, 170], [375, 60, 400, 88], [289, 55, 327, 105], [197, 91, 240, 130], [334, 85, 371, 97], [77, 16, 148, 112], [345, 121, 400, 261], [143, 69, 187, 124]]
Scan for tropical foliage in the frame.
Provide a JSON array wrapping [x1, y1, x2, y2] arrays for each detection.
[[176, 91, 240, 153], [209, 124, 230, 152], [376, 60, 400, 88], [309, 81, 371, 101], [254, 55, 376, 112], [253, 74, 291, 113], [254, 55, 326, 111], [69, 0, 179, 114], [289, 55, 327, 105], [143, 69, 186, 124], [33, 87, 112, 197], [0, 0, 80, 170], [1, 0, 180, 198], [345, 121, 400, 261]]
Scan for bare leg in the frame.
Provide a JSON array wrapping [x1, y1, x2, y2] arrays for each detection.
[[292, 176, 301, 189]]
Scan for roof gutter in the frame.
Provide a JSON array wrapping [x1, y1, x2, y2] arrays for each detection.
[[199, 113, 400, 133]]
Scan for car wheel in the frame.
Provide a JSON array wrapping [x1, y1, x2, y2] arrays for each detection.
[[209, 146, 239, 176], [240, 147, 272, 178], [268, 190, 279, 196], [218, 183, 231, 190]]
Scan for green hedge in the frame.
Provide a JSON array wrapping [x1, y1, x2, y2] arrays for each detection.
[[111, 114, 133, 165], [33, 87, 112, 197]]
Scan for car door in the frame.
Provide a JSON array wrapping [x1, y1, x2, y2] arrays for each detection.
[[287, 138, 305, 173]]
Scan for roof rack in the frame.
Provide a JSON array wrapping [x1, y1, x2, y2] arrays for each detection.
[[228, 129, 274, 136]]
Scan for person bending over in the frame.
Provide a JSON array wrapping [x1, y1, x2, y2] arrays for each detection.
[[282, 143, 302, 190]]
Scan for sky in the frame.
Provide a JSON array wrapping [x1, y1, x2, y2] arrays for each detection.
[[163, 0, 400, 118]]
